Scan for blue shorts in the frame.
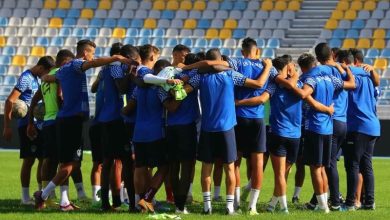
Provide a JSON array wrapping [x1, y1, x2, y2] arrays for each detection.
[[235, 117, 267, 158], [134, 139, 167, 168], [303, 131, 332, 167], [167, 123, 197, 161], [198, 128, 237, 164], [268, 133, 300, 164]]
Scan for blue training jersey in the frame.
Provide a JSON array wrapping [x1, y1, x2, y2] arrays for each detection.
[[267, 80, 303, 139], [304, 66, 344, 135], [14, 70, 39, 127], [97, 64, 124, 122], [347, 66, 380, 137], [56, 59, 89, 118], [92, 71, 104, 125], [228, 57, 278, 119], [189, 70, 247, 132]]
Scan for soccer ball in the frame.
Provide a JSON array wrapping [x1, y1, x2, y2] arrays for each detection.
[[33, 102, 45, 121], [11, 99, 28, 119]]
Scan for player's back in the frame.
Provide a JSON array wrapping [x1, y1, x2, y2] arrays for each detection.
[[41, 68, 59, 122]]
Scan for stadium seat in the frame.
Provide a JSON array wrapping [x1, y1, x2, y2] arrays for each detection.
[[216, 10, 228, 19], [243, 10, 256, 20], [275, 1, 287, 11], [184, 19, 197, 29], [44, 0, 57, 9], [366, 49, 380, 58], [85, 0, 98, 9], [63, 18, 76, 27], [58, 0, 71, 9], [0, 37, 6, 47], [179, 29, 191, 38], [140, 28, 152, 37], [194, 0, 206, 10], [350, 1, 363, 10], [205, 29, 218, 39], [144, 18, 156, 29], [4, 27, 17, 37], [130, 19, 143, 28], [352, 19, 365, 29], [211, 19, 223, 28], [166, 28, 179, 38], [103, 18, 117, 28], [261, 1, 273, 11], [2, 46, 15, 55], [262, 48, 275, 58], [344, 10, 357, 20], [13, 9, 26, 18], [373, 39, 385, 49], [117, 19, 130, 28], [247, 29, 259, 38], [206, 1, 219, 10], [59, 27, 71, 37], [32, 27, 44, 37], [152, 38, 165, 48], [224, 19, 237, 29], [332, 29, 346, 39], [112, 28, 125, 38], [328, 39, 341, 48], [360, 29, 372, 38], [99, 0, 111, 10], [22, 17, 35, 27], [71, 0, 84, 9], [108, 9, 121, 19], [343, 39, 356, 49], [135, 9, 148, 19], [220, 1, 233, 10], [121, 9, 134, 19], [17, 0, 30, 9], [380, 48, 390, 58], [260, 29, 272, 38], [153, 28, 165, 37], [379, 19, 390, 29], [12, 55, 26, 66], [9, 18, 21, 27], [194, 38, 207, 48], [325, 19, 338, 30], [94, 37, 107, 47], [373, 29, 386, 39], [229, 10, 242, 20], [198, 19, 211, 29], [72, 27, 85, 37], [86, 27, 99, 38], [364, 1, 376, 11], [24, 9, 37, 18], [189, 10, 201, 19], [166, 38, 178, 48], [209, 39, 222, 48], [251, 19, 264, 29], [175, 10, 187, 19], [171, 19, 183, 28], [180, 38, 193, 47], [374, 58, 388, 70], [31, 47, 45, 56], [16, 46, 30, 56], [180, 0, 192, 10], [372, 9, 385, 19], [358, 10, 370, 20], [288, 1, 300, 11], [273, 29, 285, 39], [54, 9, 67, 18], [219, 29, 231, 39], [45, 28, 58, 37], [17, 27, 31, 37], [202, 10, 214, 19], [123, 37, 136, 46], [4, 75, 17, 85], [357, 38, 371, 49], [267, 38, 280, 49], [0, 66, 6, 76], [366, 19, 379, 29], [223, 39, 237, 49], [99, 28, 112, 38], [238, 19, 250, 29], [167, 1, 179, 10], [95, 10, 108, 19], [81, 9, 94, 19], [50, 37, 64, 47]]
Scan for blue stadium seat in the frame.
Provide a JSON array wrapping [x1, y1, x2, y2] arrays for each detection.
[[137, 37, 150, 45], [117, 19, 130, 28], [153, 28, 165, 37], [63, 18, 76, 27], [194, 39, 208, 48], [332, 29, 346, 39], [381, 48, 390, 58], [256, 39, 265, 48], [351, 19, 365, 29], [0, 55, 11, 65], [90, 18, 103, 27], [2, 46, 15, 56], [72, 27, 85, 37], [0, 66, 6, 75], [197, 19, 211, 29], [85, 0, 98, 9], [233, 29, 246, 39], [123, 38, 136, 45], [267, 38, 280, 49], [36, 37, 49, 47], [103, 18, 117, 28], [161, 10, 174, 19], [50, 37, 64, 47], [0, 17, 8, 27], [59, 27, 72, 37], [386, 30, 390, 39], [180, 38, 193, 47], [220, 1, 233, 10], [86, 27, 99, 38], [140, 28, 152, 37], [152, 38, 165, 48], [363, 58, 373, 65], [54, 9, 67, 18], [380, 79, 389, 89], [166, 38, 179, 48], [67, 9, 81, 18], [4, 76, 17, 85], [233, 48, 241, 57], [366, 49, 380, 59], [220, 48, 232, 56], [95, 47, 104, 57], [209, 39, 222, 47], [346, 29, 359, 39], [130, 19, 143, 28], [233, 1, 247, 10], [262, 48, 275, 58], [126, 28, 139, 37], [329, 39, 342, 48]]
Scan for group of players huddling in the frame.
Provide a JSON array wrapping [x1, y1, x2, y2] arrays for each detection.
[[2, 37, 380, 215]]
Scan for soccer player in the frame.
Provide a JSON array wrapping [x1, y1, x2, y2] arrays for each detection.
[[3, 56, 54, 205], [182, 48, 273, 215], [342, 49, 380, 211], [33, 39, 131, 210]]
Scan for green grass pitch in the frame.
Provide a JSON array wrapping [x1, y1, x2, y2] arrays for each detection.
[[0, 151, 389, 219]]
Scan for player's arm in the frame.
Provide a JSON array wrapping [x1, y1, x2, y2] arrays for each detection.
[[57, 83, 63, 107], [121, 99, 136, 116], [143, 74, 182, 86], [291, 84, 314, 99], [91, 72, 101, 93], [275, 63, 299, 89], [3, 89, 21, 141], [235, 92, 270, 106], [162, 98, 182, 113], [40, 75, 57, 83], [81, 55, 131, 72], [182, 60, 229, 70], [243, 59, 273, 89], [340, 63, 356, 90], [27, 88, 43, 140], [361, 64, 380, 87], [304, 95, 334, 115]]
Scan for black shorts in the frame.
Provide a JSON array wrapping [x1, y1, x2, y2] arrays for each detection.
[[89, 122, 103, 163], [134, 139, 167, 168], [264, 125, 272, 157], [268, 133, 300, 164], [298, 127, 306, 157], [235, 117, 267, 158], [18, 125, 43, 159], [303, 131, 331, 167], [124, 122, 135, 154], [167, 123, 197, 161], [42, 123, 57, 159], [198, 128, 237, 164], [101, 119, 130, 159], [56, 116, 84, 163]]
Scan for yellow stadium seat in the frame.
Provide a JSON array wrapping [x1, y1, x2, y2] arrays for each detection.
[[325, 19, 338, 30], [58, 0, 71, 9], [184, 19, 197, 29], [288, 1, 301, 11], [153, 0, 165, 10], [12, 56, 26, 66], [205, 29, 218, 39], [373, 29, 385, 39], [44, 0, 57, 9], [81, 9, 94, 19], [364, 1, 376, 10], [261, 1, 273, 11], [274, 1, 287, 10], [0, 36, 5, 47], [224, 19, 237, 29], [374, 58, 388, 70], [49, 18, 63, 28], [357, 38, 371, 49], [113, 28, 126, 38], [180, 0, 193, 10], [331, 10, 344, 20], [336, 1, 349, 10], [344, 10, 357, 20], [372, 39, 385, 49], [350, 1, 363, 10], [194, 0, 206, 10], [144, 18, 156, 29], [342, 39, 356, 48], [167, 0, 179, 10], [99, 0, 112, 10], [31, 47, 45, 56], [219, 29, 231, 39]]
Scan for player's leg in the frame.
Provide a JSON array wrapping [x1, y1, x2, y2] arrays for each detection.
[[212, 159, 223, 201], [71, 162, 88, 201], [355, 173, 363, 208], [233, 155, 241, 210], [122, 122, 136, 210], [270, 155, 287, 212], [89, 122, 103, 203], [223, 162, 236, 215], [358, 134, 376, 210], [293, 133, 306, 203], [201, 162, 213, 214], [19, 125, 36, 204]]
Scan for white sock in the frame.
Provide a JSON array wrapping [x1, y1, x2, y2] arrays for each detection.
[[248, 189, 260, 211], [213, 186, 221, 199], [293, 187, 301, 198], [245, 179, 252, 190], [38, 183, 42, 191], [279, 195, 288, 210], [42, 181, 56, 200], [269, 195, 278, 207], [75, 182, 87, 199], [121, 186, 128, 202], [22, 187, 30, 202], [234, 187, 241, 208], [203, 192, 212, 212], [324, 192, 328, 202], [226, 194, 234, 213], [187, 183, 193, 196], [60, 185, 70, 206], [49, 190, 57, 199], [92, 185, 101, 202], [316, 194, 327, 209]]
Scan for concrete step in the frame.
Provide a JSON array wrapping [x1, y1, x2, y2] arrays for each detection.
[[296, 10, 333, 19], [286, 28, 322, 35], [282, 38, 317, 47]]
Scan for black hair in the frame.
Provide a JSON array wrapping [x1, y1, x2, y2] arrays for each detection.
[[184, 53, 201, 65], [37, 56, 55, 70], [110, 42, 123, 56], [298, 53, 316, 70], [172, 44, 191, 53], [120, 44, 139, 60], [76, 39, 96, 55], [332, 47, 340, 55], [272, 57, 289, 72], [139, 44, 159, 61], [153, 59, 171, 74], [196, 51, 206, 61], [281, 54, 293, 63], [221, 55, 228, 61], [242, 37, 257, 52], [314, 42, 332, 63], [349, 48, 364, 63], [337, 50, 354, 64], [205, 48, 221, 61], [55, 49, 75, 66]]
